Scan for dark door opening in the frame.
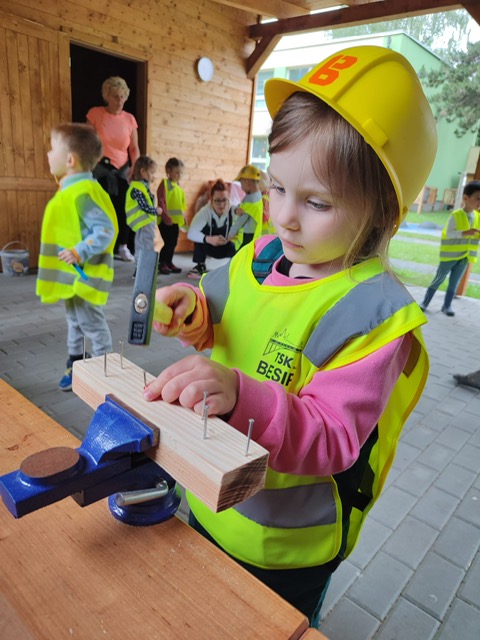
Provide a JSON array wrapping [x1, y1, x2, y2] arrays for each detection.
[[70, 44, 147, 153]]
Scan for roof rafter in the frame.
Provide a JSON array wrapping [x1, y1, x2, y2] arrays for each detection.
[[246, 0, 465, 76]]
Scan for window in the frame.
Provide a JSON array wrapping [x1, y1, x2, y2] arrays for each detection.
[[251, 137, 269, 171], [287, 66, 312, 82], [256, 70, 275, 109]]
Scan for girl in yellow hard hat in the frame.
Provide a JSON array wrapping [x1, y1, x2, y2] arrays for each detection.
[[145, 46, 437, 628]]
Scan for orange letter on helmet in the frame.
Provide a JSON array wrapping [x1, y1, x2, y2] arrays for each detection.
[[309, 55, 357, 86]]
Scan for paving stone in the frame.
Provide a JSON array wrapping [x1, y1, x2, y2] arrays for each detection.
[[347, 518, 392, 570], [322, 561, 361, 617], [435, 425, 471, 451], [403, 552, 464, 619], [415, 442, 456, 471], [410, 486, 460, 530], [459, 553, 480, 608], [433, 516, 480, 570], [382, 515, 438, 569], [347, 551, 412, 620], [435, 598, 480, 640], [454, 487, 480, 527], [453, 443, 480, 472], [434, 462, 476, 499], [321, 598, 380, 640], [393, 461, 438, 497], [369, 486, 418, 530], [374, 597, 439, 640]]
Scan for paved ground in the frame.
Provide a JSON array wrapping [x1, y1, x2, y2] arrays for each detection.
[[1, 253, 480, 639]]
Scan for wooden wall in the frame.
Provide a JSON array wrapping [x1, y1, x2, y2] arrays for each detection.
[[0, 0, 256, 268]]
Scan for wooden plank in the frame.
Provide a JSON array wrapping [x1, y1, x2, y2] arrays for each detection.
[[72, 354, 269, 513], [0, 378, 311, 640], [6, 30, 26, 177], [211, 0, 310, 19]]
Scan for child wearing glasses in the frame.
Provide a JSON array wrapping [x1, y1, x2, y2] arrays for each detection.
[[187, 179, 237, 278]]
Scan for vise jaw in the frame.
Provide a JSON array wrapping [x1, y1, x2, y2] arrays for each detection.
[[0, 396, 177, 522]]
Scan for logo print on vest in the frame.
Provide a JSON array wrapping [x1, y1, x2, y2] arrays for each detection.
[[309, 55, 357, 86]]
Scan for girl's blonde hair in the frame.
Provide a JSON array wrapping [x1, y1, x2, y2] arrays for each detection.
[[132, 155, 157, 181], [101, 76, 130, 102], [268, 92, 398, 270]]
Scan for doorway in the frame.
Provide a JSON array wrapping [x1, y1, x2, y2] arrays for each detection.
[[70, 44, 147, 153]]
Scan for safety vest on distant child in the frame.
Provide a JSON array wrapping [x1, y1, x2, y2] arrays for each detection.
[[36, 180, 118, 306], [187, 238, 429, 571], [439, 208, 480, 263], [164, 178, 186, 225], [126, 181, 156, 231]]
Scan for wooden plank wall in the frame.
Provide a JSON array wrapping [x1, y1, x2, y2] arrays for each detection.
[[0, 0, 256, 268]]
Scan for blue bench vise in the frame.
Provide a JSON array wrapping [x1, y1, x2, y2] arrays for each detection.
[[0, 396, 180, 526]]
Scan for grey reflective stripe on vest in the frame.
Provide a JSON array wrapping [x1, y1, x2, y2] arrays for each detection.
[[40, 242, 60, 256], [38, 270, 76, 286], [202, 264, 230, 324], [234, 483, 336, 528], [304, 272, 414, 367]]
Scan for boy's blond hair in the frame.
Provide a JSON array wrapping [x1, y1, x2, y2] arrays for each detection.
[[52, 123, 102, 171]]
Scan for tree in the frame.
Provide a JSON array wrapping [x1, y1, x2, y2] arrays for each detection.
[[325, 9, 474, 62], [420, 40, 480, 139]]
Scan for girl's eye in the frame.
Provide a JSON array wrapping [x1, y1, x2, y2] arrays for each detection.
[[270, 183, 285, 195], [308, 199, 331, 211]]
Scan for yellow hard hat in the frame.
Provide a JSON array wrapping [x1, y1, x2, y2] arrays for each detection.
[[264, 45, 437, 225], [235, 164, 261, 181]]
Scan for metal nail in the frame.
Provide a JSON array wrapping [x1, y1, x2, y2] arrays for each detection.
[[203, 405, 209, 440], [245, 418, 254, 456]]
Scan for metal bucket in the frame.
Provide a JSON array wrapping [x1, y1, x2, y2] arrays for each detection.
[[0, 241, 29, 276]]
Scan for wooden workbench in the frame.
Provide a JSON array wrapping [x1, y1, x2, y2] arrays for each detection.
[[0, 379, 327, 639]]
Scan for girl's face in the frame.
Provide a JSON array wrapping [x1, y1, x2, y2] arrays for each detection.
[[211, 190, 229, 216], [268, 140, 357, 279], [105, 88, 127, 114], [140, 166, 156, 183]]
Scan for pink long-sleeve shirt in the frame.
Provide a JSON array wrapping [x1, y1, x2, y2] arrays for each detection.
[[175, 240, 411, 478]]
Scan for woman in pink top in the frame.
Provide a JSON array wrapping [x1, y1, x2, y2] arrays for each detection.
[[87, 76, 140, 262]]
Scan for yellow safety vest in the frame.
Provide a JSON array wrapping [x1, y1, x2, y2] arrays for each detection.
[[126, 180, 156, 231], [239, 193, 264, 240], [36, 180, 118, 306], [164, 178, 186, 225], [440, 208, 480, 263], [187, 239, 429, 570]]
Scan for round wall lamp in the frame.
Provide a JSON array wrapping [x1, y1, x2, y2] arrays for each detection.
[[196, 57, 214, 82]]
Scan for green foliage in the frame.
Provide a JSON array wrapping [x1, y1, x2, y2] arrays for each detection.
[[420, 40, 480, 138], [326, 9, 473, 58]]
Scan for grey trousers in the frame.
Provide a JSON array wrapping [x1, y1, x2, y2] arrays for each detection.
[[65, 296, 112, 357], [134, 223, 156, 259]]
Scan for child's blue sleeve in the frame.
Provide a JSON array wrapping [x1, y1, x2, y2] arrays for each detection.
[[74, 193, 116, 262]]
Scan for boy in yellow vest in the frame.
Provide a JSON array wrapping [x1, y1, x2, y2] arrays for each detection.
[[419, 180, 480, 316], [36, 123, 118, 391], [157, 157, 187, 275], [228, 164, 264, 247]]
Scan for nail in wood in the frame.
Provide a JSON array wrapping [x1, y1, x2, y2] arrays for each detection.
[[203, 405, 209, 440], [245, 419, 254, 456], [119, 340, 124, 368]]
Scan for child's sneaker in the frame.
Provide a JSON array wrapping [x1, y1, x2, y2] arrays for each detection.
[[187, 263, 207, 279], [58, 366, 73, 391], [118, 245, 135, 262], [167, 262, 182, 274]]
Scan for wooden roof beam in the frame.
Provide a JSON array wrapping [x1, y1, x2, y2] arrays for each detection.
[[463, 1, 480, 25], [248, 0, 463, 40], [212, 0, 310, 20]]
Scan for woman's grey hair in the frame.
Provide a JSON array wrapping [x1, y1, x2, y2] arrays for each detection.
[[101, 76, 130, 102]]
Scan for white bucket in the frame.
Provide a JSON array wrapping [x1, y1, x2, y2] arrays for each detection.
[[0, 241, 30, 276]]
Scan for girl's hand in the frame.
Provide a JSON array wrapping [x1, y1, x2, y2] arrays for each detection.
[[143, 354, 239, 416], [152, 285, 197, 337]]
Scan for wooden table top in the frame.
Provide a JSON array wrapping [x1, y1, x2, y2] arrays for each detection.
[[0, 379, 327, 639]]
